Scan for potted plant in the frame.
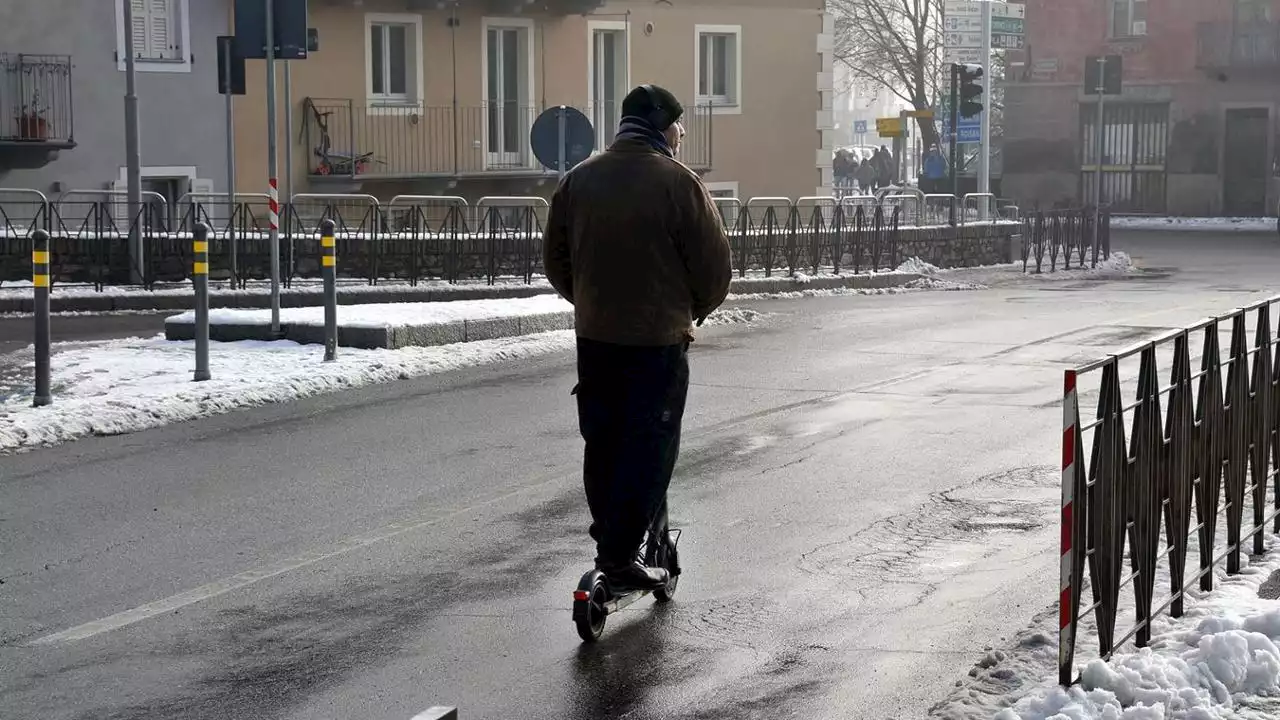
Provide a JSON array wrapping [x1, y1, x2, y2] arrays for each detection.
[[16, 92, 48, 140]]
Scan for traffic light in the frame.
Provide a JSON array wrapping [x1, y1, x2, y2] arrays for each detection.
[[957, 63, 984, 119]]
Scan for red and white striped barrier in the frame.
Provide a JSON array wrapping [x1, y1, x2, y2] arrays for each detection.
[[1058, 369, 1079, 685], [268, 177, 279, 231]]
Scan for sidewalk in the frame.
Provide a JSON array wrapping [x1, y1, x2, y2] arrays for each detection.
[[931, 539, 1280, 719], [1110, 215, 1278, 233]]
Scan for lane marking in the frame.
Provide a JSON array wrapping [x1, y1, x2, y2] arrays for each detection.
[[410, 708, 458, 720]]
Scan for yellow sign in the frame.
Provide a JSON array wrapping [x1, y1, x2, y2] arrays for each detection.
[[907, 109, 935, 119], [876, 117, 905, 137]]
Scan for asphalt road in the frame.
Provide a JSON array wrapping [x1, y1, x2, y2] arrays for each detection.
[[1, 229, 1278, 720]]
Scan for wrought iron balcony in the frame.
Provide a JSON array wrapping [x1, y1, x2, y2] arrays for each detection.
[[386, 0, 607, 15], [302, 97, 713, 180], [0, 53, 74, 148], [1196, 21, 1280, 71]]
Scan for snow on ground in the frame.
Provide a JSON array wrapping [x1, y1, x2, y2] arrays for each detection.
[[931, 542, 1280, 720], [0, 307, 765, 454], [167, 294, 572, 328], [1110, 216, 1278, 233], [940, 252, 1140, 289]]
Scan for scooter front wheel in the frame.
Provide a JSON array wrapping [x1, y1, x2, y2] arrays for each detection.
[[653, 533, 680, 603]]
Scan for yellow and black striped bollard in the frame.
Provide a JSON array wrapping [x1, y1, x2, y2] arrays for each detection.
[[320, 218, 337, 361], [31, 229, 51, 407], [192, 222, 211, 381]]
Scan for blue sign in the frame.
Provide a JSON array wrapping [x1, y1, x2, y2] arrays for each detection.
[[530, 106, 595, 172], [854, 120, 869, 135], [941, 115, 981, 144]]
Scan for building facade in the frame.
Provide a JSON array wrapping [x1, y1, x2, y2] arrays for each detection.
[[0, 0, 230, 215], [231, 0, 833, 204], [1004, 0, 1280, 216]]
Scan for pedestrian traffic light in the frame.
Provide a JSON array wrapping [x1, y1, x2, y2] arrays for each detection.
[[957, 63, 984, 119]]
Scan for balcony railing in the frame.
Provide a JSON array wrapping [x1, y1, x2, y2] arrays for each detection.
[[0, 53, 74, 146], [302, 98, 713, 180], [1196, 21, 1280, 71]]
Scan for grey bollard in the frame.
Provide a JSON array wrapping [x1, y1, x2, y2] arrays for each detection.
[[320, 218, 337, 361], [193, 223, 211, 381], [31, 229, 51, 407]]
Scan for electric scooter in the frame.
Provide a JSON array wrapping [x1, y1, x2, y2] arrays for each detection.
[[572, 503, 682, 642]]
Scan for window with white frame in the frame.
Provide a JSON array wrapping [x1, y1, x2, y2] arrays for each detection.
[[366, 14, 423, 107], [696, 26, 742, 110], [1108, 0, 1147, 38], [115, 0, 190, 72], [703, 181, 740, 199]]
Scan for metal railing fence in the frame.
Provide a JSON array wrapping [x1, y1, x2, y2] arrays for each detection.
[[1059, 297, 1280, 685], [0, 192, 1022, 290]]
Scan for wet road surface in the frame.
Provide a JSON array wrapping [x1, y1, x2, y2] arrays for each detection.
[[2, 230, 1279, 719]]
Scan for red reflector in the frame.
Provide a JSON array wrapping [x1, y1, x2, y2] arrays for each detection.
[[573, 590, 590, 601]]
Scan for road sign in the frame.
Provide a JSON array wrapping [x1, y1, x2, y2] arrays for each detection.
[[235, 0, 310, 60], [944, 47, 985, 64], [938, 97, 980, 144], [992, 34, 1025, 50], [992, 17, 1025, 34], [945, 16, 982, 31], [854, 120, 869, 135], [216, 36, 246, 96], [876, 117, 906, 137], [907, 109, 935, 119], [946, 32, 984, 48], [530, 106, 595, 173], [945, 1, 1025, 18], [1084, 55, 1123, 95], [992, 2, 1026, 18]]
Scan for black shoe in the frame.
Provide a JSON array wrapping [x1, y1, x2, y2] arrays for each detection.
[[601, 560, 669, 593]]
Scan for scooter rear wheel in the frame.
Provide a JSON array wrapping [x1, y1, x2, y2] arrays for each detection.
[[574, 579, 609, 642]]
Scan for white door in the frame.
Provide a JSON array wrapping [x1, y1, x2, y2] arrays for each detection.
[[487, 27, 526, 168], [590, 30, 626, 151]]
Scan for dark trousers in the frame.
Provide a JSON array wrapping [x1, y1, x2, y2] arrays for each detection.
[[575, 337, 690, 568]]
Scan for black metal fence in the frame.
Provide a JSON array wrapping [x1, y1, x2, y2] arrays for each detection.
[[0, 192, 1026, 291], [1021, 208, 1113, 273], [1059, 297, 1280, 685]]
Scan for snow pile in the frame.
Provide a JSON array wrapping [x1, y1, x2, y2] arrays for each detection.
[[730, 277, 986, 300], [931, 546, 1280, 720], [1111, 216, 1277, 233], [896, 256, 942, 275], [167, 294, 572, 329], [1024, 251, 1137, 280], [0, 307, 764, 453]]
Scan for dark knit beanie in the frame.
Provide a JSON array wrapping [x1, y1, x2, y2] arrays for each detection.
[[620, 84, 684, 131]]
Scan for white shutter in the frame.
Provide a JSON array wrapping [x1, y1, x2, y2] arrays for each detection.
[[148, 0, 172, 59], [109, 180, 128, 229], [129, 0, 148, 58]]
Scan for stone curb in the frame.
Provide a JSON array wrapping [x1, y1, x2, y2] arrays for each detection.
[[163, 311, 579, 350], [160, 272, 922, 351], [4, 271, 922, 314]]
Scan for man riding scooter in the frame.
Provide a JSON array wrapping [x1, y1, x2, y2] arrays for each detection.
[[542, 84, 733, 591]]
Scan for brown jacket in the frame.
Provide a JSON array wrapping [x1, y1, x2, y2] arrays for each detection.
[[542, 138, 733, 347]]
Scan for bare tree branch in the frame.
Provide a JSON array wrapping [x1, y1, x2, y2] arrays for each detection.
[[830, 0, 945, 148]]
